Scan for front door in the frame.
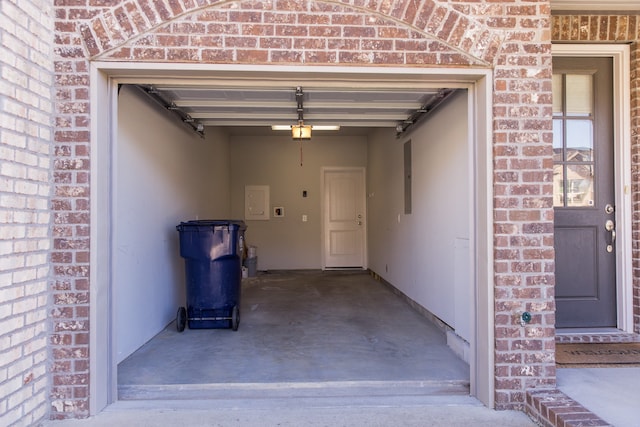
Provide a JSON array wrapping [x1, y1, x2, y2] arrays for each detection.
[[322, 167, 366, 268], [553, 57, 616, 328]]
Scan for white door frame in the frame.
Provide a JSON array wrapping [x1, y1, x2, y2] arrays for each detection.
[[552, 44, 633, 332], [89, 63, 495, 413]]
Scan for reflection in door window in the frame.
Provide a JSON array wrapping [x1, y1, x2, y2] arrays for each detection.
[[566, 164, 594, 206], [552, 73, 595, 208], [553, 164, 564, 206], [566, 120, 593, 161], [553, 119, 563, 161]]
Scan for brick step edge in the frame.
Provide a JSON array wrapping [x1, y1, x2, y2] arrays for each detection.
[[526, 388, 611, 427]]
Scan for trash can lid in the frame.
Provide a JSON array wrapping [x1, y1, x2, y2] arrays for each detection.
[[176, 219, 247, 232]]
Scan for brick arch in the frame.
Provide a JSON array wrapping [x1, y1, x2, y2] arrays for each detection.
[[80, 0, 502, 65]]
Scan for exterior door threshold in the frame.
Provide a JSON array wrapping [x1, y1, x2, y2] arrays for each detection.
[[555, 328, 640, 344]]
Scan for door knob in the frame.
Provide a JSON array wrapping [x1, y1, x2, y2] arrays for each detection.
[[605, 219, 616, 253], [605, 220, 614, 232]]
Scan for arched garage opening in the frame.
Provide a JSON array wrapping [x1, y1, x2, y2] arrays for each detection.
[[89, 64, 493, 413]]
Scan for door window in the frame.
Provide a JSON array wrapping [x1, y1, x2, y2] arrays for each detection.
[[552, 73, 595, 207]]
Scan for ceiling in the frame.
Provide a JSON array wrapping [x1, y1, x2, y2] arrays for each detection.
[[135, 84, 456, 135]]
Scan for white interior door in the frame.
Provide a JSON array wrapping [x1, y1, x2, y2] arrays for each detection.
[[323, 167, 366, 268]]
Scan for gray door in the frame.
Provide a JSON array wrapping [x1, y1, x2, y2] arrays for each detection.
[[553, 57, 616, 328]]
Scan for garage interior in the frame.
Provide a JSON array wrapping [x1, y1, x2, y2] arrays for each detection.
[[112, 78, 474, 400]]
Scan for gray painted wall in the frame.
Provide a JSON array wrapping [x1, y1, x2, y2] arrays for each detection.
[[367, 91, 471, 341], [115, 86, 230, 363], [229, 134, 368, 270]]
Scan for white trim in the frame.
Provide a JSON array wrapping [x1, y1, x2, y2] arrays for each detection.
[[91, 64, 495, 410], [552, 0, 640, 10], [552, 44, 633, 333]]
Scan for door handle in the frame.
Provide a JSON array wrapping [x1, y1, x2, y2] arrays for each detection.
[[605, 220, 615, 253]]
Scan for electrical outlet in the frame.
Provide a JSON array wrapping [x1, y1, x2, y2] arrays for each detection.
[[302, 214, 308, 222]]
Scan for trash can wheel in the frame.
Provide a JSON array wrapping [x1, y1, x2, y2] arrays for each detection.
[[231, 305, 240, 331], [176, 307, 187, 332]]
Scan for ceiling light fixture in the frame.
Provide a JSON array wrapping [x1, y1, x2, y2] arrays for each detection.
[[291, 122, 312, 140]]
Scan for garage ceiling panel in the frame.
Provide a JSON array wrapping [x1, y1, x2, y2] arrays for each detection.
[[145, 85, 445, 127]]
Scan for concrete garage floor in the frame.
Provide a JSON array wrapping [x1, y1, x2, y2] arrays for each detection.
[[48, 271, 535, 426], [118, 270, 470, 398]]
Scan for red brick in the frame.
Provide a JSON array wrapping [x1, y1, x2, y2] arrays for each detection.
[[201, 49, 234, 62], [362, 39, 393, 50], [259, 37, 292, 49], [236, 49, 269, 62], [401, 0, 418, 24], [189, 35, 223, 47], [425, 5, 447, 34], [229, 11, 262, 23], [270, 50, 302, 62], [262, 12, 295, 24], [378, 27, 409, 38], [166, 0, 183, 15], [275, 25, 307, 37], [413, 0, 435, 29], [309, 26, 341, 37], [343, 26, 376, 38], [436, 11, 457, 41], [294, 38, 326, 49], [439, 53, 474, 65], [303, 51, 337, 63], [225, 36, 257, 48]]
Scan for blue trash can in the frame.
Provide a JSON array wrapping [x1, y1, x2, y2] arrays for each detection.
[[175, 220, 246, 331]]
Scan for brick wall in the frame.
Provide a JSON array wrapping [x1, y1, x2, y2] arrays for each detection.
[[551, 13, 640, 337], [634, 42, 640, 336], [53, 0, 554, 417], [0, 0, 54, 425], [50, 30, 92, 427], [489, 3, 556, 409]]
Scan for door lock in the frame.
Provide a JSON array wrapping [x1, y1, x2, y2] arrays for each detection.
[[605, 204, 615, 214], [605, 219, 616, 253]]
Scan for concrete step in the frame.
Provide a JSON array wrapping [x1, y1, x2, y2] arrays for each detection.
[[118, 379, 471, 402], [46, 395, 537, 427]]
